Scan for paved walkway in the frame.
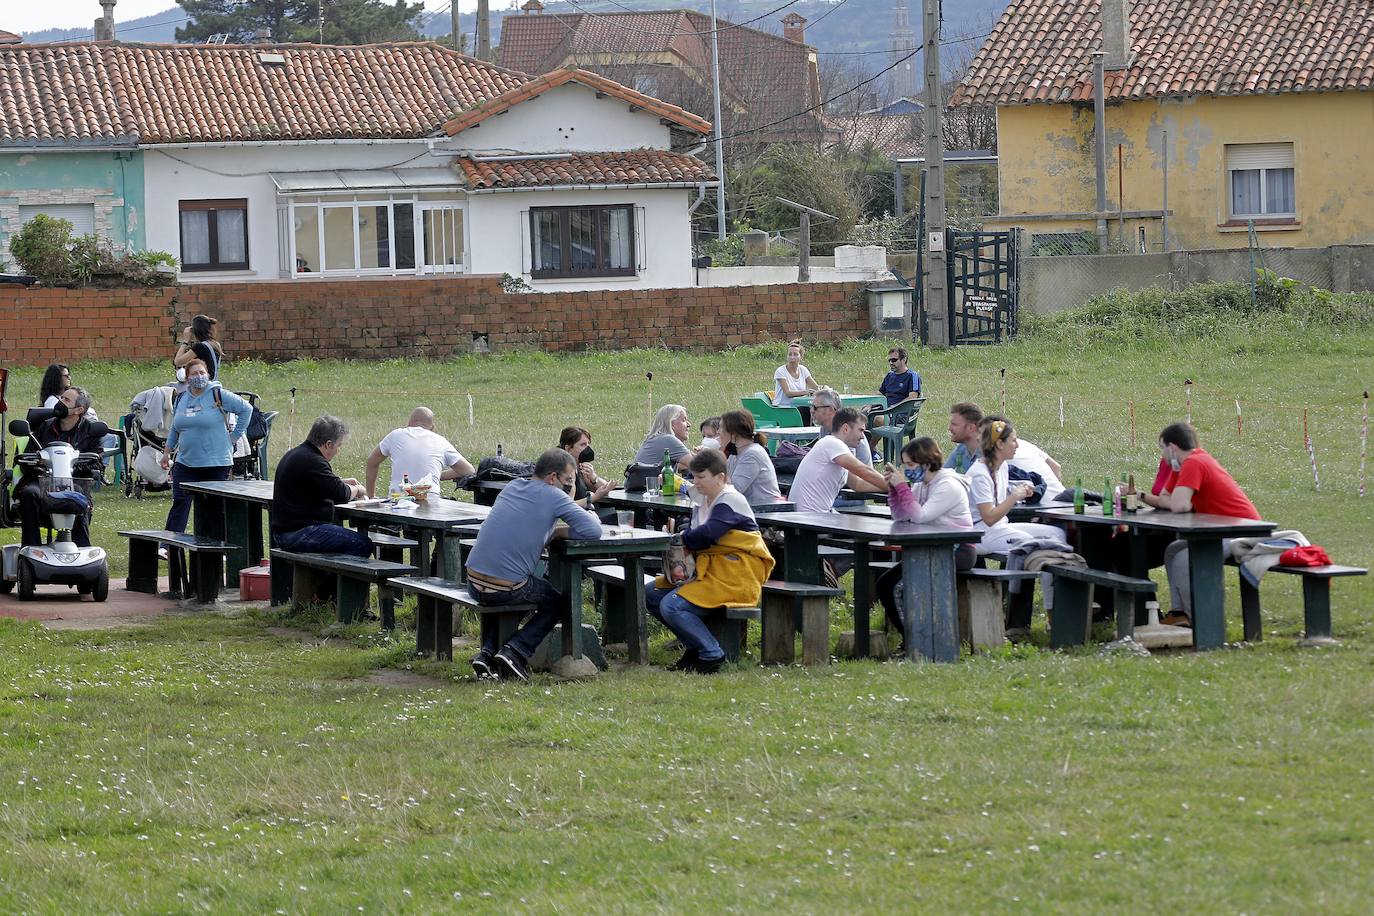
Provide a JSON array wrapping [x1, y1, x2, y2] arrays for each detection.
[[1, 577, 181, 629]]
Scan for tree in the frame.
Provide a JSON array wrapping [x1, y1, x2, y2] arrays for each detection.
[[176, 0, 424, 45]]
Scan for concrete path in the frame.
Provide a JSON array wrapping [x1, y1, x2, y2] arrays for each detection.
[[1, 576, 181, 629]]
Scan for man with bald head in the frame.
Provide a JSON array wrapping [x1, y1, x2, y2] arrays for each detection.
[[365, 406, 475, 497]]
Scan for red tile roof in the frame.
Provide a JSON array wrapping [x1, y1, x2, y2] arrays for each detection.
[[0, 29, 21, 44], [441, 67, 711, 137], [456, 149, 714, 189], [829, 114, 924, 159], [954, 0, 1374, 107], [498, 9, 824, 138], [0, 41, 528, 145]]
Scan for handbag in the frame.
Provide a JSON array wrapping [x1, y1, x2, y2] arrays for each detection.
[[133, 444, 169, 486], [623, 462, 662, 493], [662, 534, 696, 586]]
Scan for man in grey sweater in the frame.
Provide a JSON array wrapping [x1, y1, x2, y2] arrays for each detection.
[[465, 448, 606, 681]]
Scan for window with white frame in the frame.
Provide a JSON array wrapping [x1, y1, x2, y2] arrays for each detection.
[[283, 195, 463, 277], [1226, 143, 1295, 220]]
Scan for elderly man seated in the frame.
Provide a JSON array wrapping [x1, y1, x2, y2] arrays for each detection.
[[271, 415, 369, 557], [14, 387, 106, 547], [365, 406, 475, 498]]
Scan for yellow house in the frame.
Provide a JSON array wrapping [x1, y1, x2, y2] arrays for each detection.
[[953, 0, 1374, 253]]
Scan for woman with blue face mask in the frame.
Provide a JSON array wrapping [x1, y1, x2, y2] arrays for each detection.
[[160, 360, 254, 573], [876, 437, 975, 654]]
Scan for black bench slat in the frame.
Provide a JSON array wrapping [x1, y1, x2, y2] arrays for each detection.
[[959, 567, 1040, 581], [119, 529, 237, 553], [368, 532, 419, 548], [388, 575, 536, 611], [269, 549, 415, 579], [762, 580, 843, 598], [1269, 564, 1367, 579], [817, 545, 854, 560], [725, 606, 761, 620], [1049, 565, 1157, 592], [388, 575, 535, 661], [586, 564, 656, 587]]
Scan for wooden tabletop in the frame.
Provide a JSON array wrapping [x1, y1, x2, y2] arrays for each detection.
[[757, 510, 983, 545], [335, 496, 492, 530], [1038, 505, 1276, 537], [766, 426, 822, 440], [790, 394, 886, 409], [557, 525, 672, 557], [181, 478, 275, 504], [600, 489, 795, 515]]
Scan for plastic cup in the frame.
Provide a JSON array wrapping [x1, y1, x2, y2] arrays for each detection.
[[616, 510, 635, 529]]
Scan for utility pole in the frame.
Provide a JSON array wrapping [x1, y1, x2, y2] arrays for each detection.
[[451, 3, 462, 53], [710, 0, 727, 240], [921, 0, 949, 348], [1093, 51, 1109, 254], [476, 0, 492, 59]]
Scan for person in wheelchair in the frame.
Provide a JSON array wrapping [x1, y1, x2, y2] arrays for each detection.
[[13, 387, 106, 548]]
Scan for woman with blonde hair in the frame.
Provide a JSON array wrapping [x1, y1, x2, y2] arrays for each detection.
[[634, 403, 691, 471], [772, 339, 819, 408]]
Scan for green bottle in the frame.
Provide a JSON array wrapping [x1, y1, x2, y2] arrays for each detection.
[[1103, 476, 1114, 516], [1073, 476, 1085, 514], [661, 449, 676, 497]]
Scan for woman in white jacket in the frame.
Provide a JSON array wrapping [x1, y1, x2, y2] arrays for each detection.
[[876, 437, 975, 651]]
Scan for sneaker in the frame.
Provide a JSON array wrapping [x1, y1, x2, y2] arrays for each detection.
[[1005, 626, 1031, 644], [157, 546, 169, 561], [470, 649, 496, 679], [668, 649, 699, 671], [1160, 611, 1192, 628], [494, 648, 531, 682], [691, 655, 725, 674]]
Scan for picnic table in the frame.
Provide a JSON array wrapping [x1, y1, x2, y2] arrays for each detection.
[[790, 394, 887, 412], [1038, 506, 1276, 650], [755, 510, 981, 663], [547, 525, 672, 667], [763, 426, 823, 454], [182, 478, 274, 585], [334, 497, 492, 578], [599, 488, 794, 528]]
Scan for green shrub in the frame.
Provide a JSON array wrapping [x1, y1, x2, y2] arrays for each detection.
[[9, 213, 79, 285], [696, 233, 745, 267], [6, 214, 177, 287]]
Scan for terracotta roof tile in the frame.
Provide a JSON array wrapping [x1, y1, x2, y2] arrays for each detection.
[[0, 41, 528, 145], [953, 0, 1374, 107], [0, 30, 21, 45], [441, 67, 711, 136], [456, 149, 714, 189], [829, 114, 924, 159]]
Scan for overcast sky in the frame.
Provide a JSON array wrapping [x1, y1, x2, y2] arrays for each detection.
[[9, 1, 473, 35]]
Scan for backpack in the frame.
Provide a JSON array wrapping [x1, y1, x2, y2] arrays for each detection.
[[476, 455, 535, 482]]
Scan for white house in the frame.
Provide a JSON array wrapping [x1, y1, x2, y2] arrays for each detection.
[[3, 42, 715, 291]]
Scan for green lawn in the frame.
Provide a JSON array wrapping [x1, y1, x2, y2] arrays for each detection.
[[2, 330, 1372, 911]]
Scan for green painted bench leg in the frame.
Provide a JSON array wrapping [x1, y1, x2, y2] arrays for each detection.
[[434, 599, 454, 661], [801, 595, 830, 666], [1239, 574, 1263, 642], [1301, 576, 1332, 641], [416, 594, 437, 656], [707, 612, 745, 663], [480, 610, 522, 653], [127, 539, 159, 594], [336, 576, 369, 624], [292, 564, 326, 607], [1187, 538, 1227, 650], [852, 542, 873, 658], [760, 594, 795, 665], [193, 553, 223, 604], [377, 546, 402, 630], [270, 560, 293, 607], [600, 582, 627, 645], [1050, 576, 1092, 649], [1112, 587, 1136, 641]]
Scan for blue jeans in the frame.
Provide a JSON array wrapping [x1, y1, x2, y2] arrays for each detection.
[[472, 576, 563, 660], [276, 524, 372, 557], [166, 463, 231, 539], [646, 584, 724, 662]]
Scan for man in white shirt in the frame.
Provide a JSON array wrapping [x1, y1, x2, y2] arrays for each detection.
[[790, 409, 889, 513], [365, 406, 475, 497], [1009, 438, 1067, 503]]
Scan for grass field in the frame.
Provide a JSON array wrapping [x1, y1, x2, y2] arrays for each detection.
[[2, 324, 1372, 911]]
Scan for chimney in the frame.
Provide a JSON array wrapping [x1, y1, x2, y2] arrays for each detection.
[[254, 27, 272, 43], [781, 12, 807, 44], [521, 0, 544, 14], [94, 0, 117, 41], [1101, 0, 1132, 70]]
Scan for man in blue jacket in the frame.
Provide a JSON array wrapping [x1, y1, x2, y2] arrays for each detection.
[[465, 448, 603, 682]]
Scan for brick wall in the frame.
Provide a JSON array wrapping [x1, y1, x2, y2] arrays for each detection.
[[0, 275, 872, 366]]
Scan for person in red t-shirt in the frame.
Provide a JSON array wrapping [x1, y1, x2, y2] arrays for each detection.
[[1140, 422, 1259, 625]]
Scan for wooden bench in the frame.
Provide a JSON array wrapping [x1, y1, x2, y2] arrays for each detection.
[[705, 605, 761, 663], [270, 549, 416, 625], [120, 529, 238, 604], [1258, 564, 1368, 645], [956, 567, 1040, 651], [388, 575, 535, 661], [761, 580, 842, 665], [586, 564, 657, 647], [1048, 565, 1157, 648]]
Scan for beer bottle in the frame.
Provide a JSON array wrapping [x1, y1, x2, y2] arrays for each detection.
[[1125, 473, 1138, 512], [1073, 477, 1085, 514], [661, 449, 676, 497], [1103, 476, 1114, 516]]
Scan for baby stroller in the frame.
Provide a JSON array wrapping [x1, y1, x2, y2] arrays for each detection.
[[124, 385, 176, 499], [229, 391, 278, 480]]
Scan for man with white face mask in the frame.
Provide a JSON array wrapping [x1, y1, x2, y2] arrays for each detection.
[[162, 359, 253, 545]]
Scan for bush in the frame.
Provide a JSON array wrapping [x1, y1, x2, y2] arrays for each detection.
[[696, 233, 745, 267], [6, 214, 177, 287]]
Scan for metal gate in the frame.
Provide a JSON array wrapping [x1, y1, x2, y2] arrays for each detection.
[[945, 228, 1020, 345]]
